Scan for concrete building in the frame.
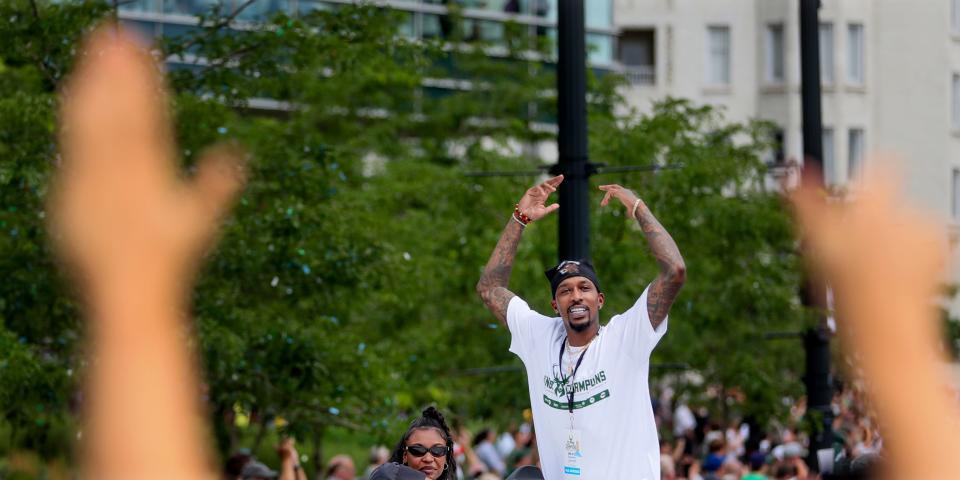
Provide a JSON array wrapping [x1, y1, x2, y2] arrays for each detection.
[[614, 0, 960, 306]]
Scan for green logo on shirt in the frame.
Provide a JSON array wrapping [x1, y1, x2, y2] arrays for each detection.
[[543, 389, 611, 410]]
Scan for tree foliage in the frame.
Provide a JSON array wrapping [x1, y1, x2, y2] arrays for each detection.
[[0, 0, 810, 468]]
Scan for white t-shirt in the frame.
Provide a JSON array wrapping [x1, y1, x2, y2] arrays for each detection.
[[507, 286, 667, 480]]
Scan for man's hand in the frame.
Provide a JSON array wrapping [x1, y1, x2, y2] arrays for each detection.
[[600, 183, 685, 329], [599, 184, 641, 215], [477, 177, 562, 323], [517, 175, 563, 222]]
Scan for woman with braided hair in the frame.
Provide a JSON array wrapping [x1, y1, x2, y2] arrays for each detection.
[[388, 407, 458, 480]]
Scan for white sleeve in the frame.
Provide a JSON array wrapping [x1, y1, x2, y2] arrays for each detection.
[[605, 284, 668, 362], [506, 296, 546, 363]]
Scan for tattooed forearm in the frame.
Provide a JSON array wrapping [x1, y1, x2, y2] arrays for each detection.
[[635, 202, 686, 328], [476, 219, 523, 324]]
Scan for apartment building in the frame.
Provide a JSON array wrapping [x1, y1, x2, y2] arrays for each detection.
[[615, 0, 960, 305]]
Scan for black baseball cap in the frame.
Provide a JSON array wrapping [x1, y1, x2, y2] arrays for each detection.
[[506, 466, 546, 480], [369, 463, 427, 480]]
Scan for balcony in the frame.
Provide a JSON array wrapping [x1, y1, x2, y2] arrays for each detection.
[[618, 28, 655, 87], [623, 65, 655, 85]]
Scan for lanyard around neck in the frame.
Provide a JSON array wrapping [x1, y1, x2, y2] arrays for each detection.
[[558, 337, 590, 415]]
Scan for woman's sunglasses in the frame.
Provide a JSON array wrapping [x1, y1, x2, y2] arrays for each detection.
[[405, 444, 449, 457]]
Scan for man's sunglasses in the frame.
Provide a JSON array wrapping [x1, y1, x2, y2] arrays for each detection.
[[405, 444, 449, 457]]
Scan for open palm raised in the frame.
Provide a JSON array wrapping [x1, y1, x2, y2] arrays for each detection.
[[516, 175, 564, 222]]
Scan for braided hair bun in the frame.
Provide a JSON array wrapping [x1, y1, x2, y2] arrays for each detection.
[[421, 407, 452, 440]]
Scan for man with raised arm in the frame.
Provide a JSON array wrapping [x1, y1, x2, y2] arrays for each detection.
[[476, 175, 686, 480]]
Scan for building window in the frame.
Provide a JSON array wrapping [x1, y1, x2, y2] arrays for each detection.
[[765, 23, 785, 83], [822, 128, 835, 185], [119, 0, 158, 12], [707, 25, 731, 86], [848, 128, 865, 181], [422, 13, 444, 39], [619, 29, 656, 85], [587, 34, 614, 65], [953, 0, 960, 34], [397, 12, 415, 38], [954, 168, 960, 221], [953, 74, 960, 129], [585, 0, 613, 29], [820, 23, 834, 84], [766, 128, 786, 164], [847, 23, 865, 85]]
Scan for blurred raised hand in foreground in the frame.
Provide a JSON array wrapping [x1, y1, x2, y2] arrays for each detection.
[[792, 161, 959, 479], [50, 26, 246, 480]]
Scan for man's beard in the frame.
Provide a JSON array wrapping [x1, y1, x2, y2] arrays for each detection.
[[567, 315, 594, 333]]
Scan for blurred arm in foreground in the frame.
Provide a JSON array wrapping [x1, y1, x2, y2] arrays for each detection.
[[791, 163, 959, 479], [50, 27, 246, 479]]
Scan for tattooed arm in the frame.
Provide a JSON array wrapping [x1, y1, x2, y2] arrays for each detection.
[[634, 199, 686, 328], [476, 220, 522, 324], [599, 185, 686, 329], [477, 175, 564, 323]]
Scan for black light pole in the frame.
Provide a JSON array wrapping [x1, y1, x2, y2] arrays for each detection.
[[551, 0, 593, 261], [799, 0, 833, 471], [800, 0, 824, 176]]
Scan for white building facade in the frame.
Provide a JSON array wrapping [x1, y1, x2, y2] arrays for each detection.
[[614, 0, 960, 307]]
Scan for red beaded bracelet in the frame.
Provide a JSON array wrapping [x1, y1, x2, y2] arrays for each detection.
[[513, 204, 531, 226]]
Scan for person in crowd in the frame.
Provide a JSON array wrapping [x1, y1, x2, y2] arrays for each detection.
[[701, 438, 726, 478], [363, 445, 391, 479], [770, 462, 797, 480], [660, 452, 677, 480], [241, 460, 280, 480], [472, 428, 506, 476], [503, 430, 538, 478], [496, 425, 517, 459], [326, 454, 356, 480], [673, 400, 697, 441], [454, 427, 494, 478], [226, 452, 253, 480], [278, 437, 308, 480], [388, 407, 458, 480], [476, 176, 685, 480], [741, 452, 769, 480]]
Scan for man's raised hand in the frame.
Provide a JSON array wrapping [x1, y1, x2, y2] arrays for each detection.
[[517, 175, 563, 222], [599, 184, 641, 217]]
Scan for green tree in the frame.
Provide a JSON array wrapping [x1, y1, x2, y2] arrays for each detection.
[[0, 0, 811, 471]]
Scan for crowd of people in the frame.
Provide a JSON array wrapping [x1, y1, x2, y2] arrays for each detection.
[[651, 383, 883, 480], [220, 381, 885, 480], [221, 413, 540, 480]]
